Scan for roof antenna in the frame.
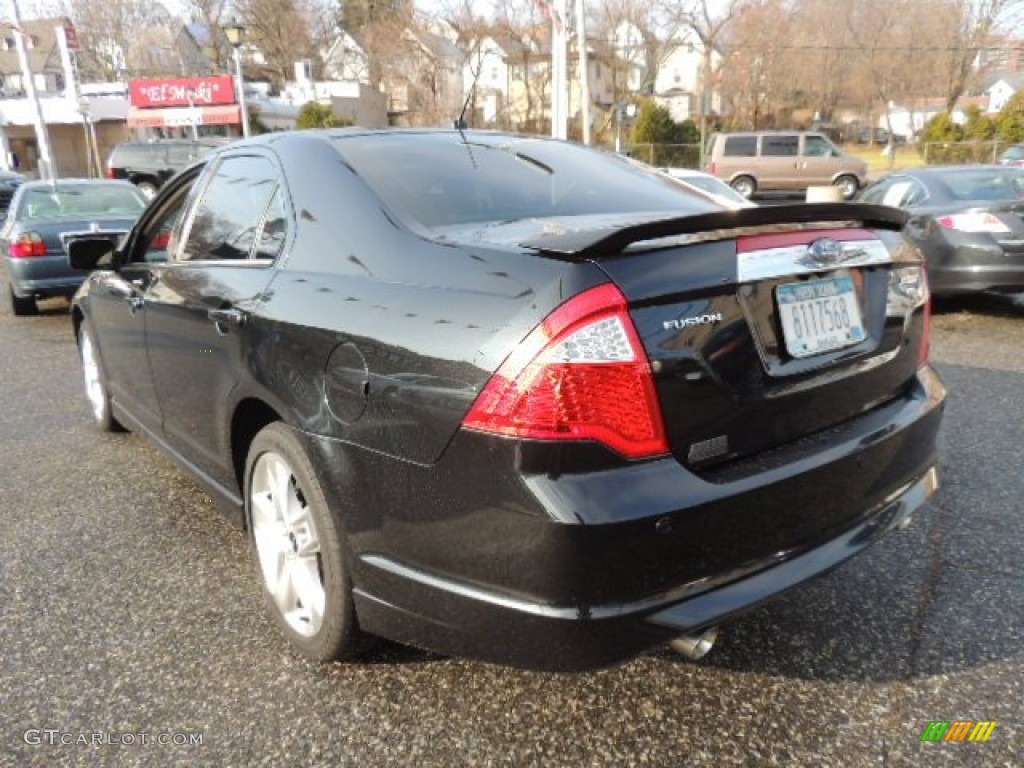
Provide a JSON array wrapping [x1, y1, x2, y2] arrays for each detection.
[[456, 43, 485, 137]]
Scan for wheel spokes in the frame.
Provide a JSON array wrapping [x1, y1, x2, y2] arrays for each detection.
[[250, 449, 326, 638]]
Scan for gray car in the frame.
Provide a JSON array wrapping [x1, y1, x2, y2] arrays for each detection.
[[858, 165, 1024, 296], [3, 179, 147, 315]]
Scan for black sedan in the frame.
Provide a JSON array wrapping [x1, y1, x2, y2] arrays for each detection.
[[0, 169, 25, 212], [858, 165, 1024, 296], [68, 130, 944, 671], [2, 179, 147, 315]]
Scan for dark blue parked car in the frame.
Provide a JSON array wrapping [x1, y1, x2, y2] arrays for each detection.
[[2, 179, 146, 315]]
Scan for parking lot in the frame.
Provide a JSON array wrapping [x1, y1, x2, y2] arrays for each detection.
[[1, 285, 1022, 767]]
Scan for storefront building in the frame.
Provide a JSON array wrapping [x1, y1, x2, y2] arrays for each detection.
[[127, 75, 242, 138]]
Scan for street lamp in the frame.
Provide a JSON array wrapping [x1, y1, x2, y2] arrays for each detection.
[[76, 97, 100, 177], [223, 18, 250, 138]]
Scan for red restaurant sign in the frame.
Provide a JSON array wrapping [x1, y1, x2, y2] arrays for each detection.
[[129, 76, 236, 109]]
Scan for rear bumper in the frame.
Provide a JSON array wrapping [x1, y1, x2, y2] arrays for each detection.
[[356, 467, 938, 670], [308, 366, 945, 671], [6, 254, 84, 298], [927, 239, 1024, 295]]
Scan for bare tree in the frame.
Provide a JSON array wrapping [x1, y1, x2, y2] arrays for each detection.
[[186, 0, 230, 72], [589, 0, 668, 101], [717, 0, 801, 129], [490, 0, 551, 133], [235, 0, 316, 86], [67, 0, 175, 80], [935, 0, 1024, 111]]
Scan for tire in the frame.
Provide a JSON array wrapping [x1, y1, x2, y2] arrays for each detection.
[[78, 324, 124, 432], [245, 422, 366, 661], [730, 175, 757, 199], [135, 179, 159, 199], [9, 286, 37, 316], [834, 175, 859, 200]]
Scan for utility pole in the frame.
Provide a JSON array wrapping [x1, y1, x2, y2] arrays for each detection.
[[550, 0, 568, 140], [575, 0, 590, 145], [10, 0, 55, 180]]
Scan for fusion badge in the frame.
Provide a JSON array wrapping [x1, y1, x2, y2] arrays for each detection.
[[663, 312, 723, 331]]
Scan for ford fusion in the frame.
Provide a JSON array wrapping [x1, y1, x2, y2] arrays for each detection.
[[68, 130, 945, 671]]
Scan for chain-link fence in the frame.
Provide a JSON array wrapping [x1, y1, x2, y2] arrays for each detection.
[[919, 140, 1011, 165], [628, 143, 703, 169]]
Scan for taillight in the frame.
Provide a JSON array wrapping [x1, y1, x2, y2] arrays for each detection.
[[105, 166, 116, 179], [935, 212, 1010, 233], [9, 232, 46, 258], [919, 293, 932, 368], [462, 283, 669, 459], [708, 161, 717, 175], [888, 264, 930, 367]]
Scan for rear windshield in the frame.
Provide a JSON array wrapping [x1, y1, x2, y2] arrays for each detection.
[[17, 184, 147, 220], [332, 134, 718, 228], [935, 168, 1024, 201], [112, 144, 162, 163]]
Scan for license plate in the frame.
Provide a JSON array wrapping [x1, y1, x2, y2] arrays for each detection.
[[776, 275, 865, 358]]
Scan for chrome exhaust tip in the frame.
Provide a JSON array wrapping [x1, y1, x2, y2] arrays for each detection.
[[669, 626, 718, 660]]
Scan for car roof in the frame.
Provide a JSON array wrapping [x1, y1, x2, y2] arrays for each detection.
[[890, 164, 1016, 179], [223, 127, 589, 151], [18, 178, 142, 190]]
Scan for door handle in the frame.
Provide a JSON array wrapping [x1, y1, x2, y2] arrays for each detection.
[[130, 273, 158, 288], [208, 307, 246, 329]]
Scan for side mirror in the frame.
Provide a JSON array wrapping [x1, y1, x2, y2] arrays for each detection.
[[68, 238, 118, 270]]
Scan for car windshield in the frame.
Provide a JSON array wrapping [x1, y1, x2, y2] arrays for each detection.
[[17, 184, 147, 220], [333, 134, 718, 228], [1002, 146, 1024, 160], [936, 168, 1024, 201]]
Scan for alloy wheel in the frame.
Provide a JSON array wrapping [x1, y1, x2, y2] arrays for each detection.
[[249, 451, 326, 638], [80, 329, 107, 422]]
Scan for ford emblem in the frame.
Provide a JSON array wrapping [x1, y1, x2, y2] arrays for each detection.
[[806, 238, 842, 266]]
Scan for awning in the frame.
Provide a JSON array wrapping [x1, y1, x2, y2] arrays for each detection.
[[127, 105, 241, 128]]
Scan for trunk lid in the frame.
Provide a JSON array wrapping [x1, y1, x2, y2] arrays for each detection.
[[521, 204, 927, 469]]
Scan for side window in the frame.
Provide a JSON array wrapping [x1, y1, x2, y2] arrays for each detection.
[[135, 181, 197, 263], [803, 135, 833, 157], [179, 155, 281, 262], [723, 136, 757, 157], [253, 187, 289, 260], [902, 180, 928, 206], [762, 135, 799, 156], [858, 180, 892, 205]]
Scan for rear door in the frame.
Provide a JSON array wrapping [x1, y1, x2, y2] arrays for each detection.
[[144, 151, 285, 489]]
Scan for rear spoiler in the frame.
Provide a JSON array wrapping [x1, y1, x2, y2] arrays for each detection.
[[521, 203, 909, 260]]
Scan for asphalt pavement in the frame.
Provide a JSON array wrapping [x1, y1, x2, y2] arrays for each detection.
[[1, 286, 1022, 767]]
